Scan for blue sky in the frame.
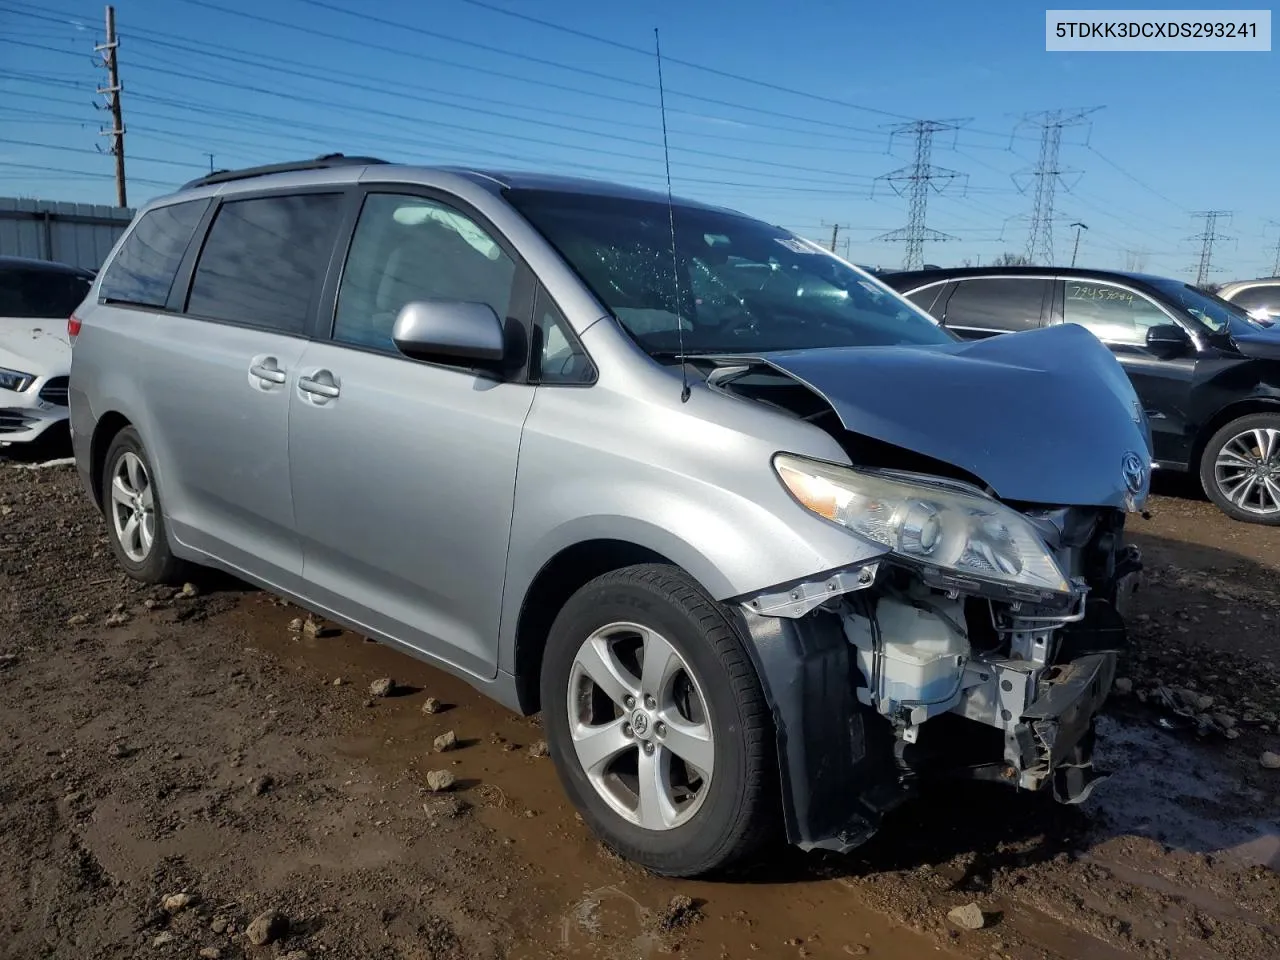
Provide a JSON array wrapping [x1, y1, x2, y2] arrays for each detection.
[[1, 0, 1276, 279]]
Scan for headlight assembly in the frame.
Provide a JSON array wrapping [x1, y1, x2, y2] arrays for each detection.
[[774, 454, 1071, 597], [0, 367, 35, 393]]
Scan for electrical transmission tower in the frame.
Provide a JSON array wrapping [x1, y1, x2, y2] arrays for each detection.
[[1012, 107, 1101, 265], [94, 4, 127, 207], [873, 119, 969, 271], [1187, 211, 1233, 287], [1267, 221, 1280, 277]]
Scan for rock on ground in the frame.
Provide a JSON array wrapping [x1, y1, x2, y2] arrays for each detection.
[[947, 902, 987, 930], [422, 697, 442, 714], [528, 740, 550, 758], [245, 908, 288, 946], [1262, 751, 1280, 770], [426, 769, 456, 792], [433, 730, 457, 753], [369, 677, 395, 698], [161, 891, 196, 912]]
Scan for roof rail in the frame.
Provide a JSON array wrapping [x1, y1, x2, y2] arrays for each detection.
[[179, 153, 388, 190]]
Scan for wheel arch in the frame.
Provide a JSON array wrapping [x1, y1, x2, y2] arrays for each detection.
[[1190, 397, 1280, 480], [511, 538, 672, 714], [88, 411, 133, 510]]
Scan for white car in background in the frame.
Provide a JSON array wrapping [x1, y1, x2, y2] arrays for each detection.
[[0, 256, 94, 449], [1216, 278, 1280, 325]]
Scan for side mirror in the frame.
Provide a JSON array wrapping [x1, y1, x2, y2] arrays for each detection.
[[1145, 323, 1191, 359], [392, 300, 506, 368]]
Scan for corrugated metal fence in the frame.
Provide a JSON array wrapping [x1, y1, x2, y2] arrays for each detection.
[[0, 197, 135, 272]]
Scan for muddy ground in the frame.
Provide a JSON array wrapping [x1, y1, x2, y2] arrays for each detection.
[[1, 454, 1278, 960]]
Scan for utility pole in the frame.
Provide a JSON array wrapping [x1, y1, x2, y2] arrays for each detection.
[[95, 5, 126, 207], [1013, 107, 1102, 265], [821, 220, 850, 253], [1188, 211, 1233, 287], [204, 152, 215, 174], [1069, 221, 1088, 267], [873, 118, 969, 271]]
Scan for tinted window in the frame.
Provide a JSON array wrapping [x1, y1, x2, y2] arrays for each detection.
[[333, 193, 516, 352], [943, 278, 1046, 332], [1063, 280, 1171, 345], [507, 188, 951, 355], [1230, 286, 1280, 314], [532, 289, 593, 384], [906, 284, 945, 317], [0, 267, 91, 318], [99, 199, 209, 307], [187, 193, 342, 334]]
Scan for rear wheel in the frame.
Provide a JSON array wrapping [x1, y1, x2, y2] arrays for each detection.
[[1199, 413, 1280, 525], [101, 427, 188, 583], [540, 564, 777, 877]]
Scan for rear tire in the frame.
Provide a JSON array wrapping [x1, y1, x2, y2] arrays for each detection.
[[1199, 413, 1280, 525], [101, 427, 188, 583], [540, 563, 777, 877]]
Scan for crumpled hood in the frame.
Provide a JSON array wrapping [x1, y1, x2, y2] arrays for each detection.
[[0, 318, 71, 376], [758, 323, 1152, 509]]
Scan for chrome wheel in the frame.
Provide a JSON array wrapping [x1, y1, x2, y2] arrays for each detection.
[[109, 451, 156, 563], [566, 621, 714, 831], [1214, 427, 1280, 517]]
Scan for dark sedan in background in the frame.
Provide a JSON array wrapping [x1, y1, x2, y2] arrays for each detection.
[[880, 266, 1280, 525]]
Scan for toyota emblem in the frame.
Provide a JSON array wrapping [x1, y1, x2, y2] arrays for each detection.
[[1121, 452, 1147, 495]]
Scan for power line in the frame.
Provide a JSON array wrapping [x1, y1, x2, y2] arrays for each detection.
[[1188, 211, 1234, 286], [1013, 107, 1102, 264], [448, 0, 913, 121], [0, 36, 891, 189], [1086, 144, 1186, 212], [873, 119, 969, 270]]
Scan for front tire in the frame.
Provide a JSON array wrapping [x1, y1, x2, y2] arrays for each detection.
[[101, 427, 188, 583], [1199, 413, 1280, 525], [540, 564, 777, 877]]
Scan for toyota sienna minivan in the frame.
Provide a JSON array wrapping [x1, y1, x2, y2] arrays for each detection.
[[68, 154, 1148, 877]]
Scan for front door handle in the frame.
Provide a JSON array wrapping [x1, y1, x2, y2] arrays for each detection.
[[298, 374, 340, 399], [249, 359, 287, 385]]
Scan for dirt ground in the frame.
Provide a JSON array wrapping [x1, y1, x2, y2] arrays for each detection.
[[1, 454, 1278, 960]]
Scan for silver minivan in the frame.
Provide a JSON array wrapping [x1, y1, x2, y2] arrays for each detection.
[[69, 155, 1149, 877]]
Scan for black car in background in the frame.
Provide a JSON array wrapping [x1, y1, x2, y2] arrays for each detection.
[[879, 266, 1280, 525]]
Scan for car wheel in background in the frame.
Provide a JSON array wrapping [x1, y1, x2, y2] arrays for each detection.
[[540, 563, 777, 877], [1200, 413, 1280, 525], [101, 426, 188, 582]]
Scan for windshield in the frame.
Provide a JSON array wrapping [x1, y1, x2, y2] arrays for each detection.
[[506, 189, 953, 356], [1144, 277, 1262, 333], [0, 266, 92, 319]]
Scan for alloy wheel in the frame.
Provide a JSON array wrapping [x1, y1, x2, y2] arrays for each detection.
[[566, 621, 714, 831], [1214, 427, 1280, 517], [110, 451, 156, 563]]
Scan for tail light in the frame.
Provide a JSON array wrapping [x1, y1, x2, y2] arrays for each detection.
[[68, 314, 82, 342]]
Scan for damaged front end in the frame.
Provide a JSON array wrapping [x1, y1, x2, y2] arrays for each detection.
[[709, 324, 1151, 853], [734, 495, 1141, 854]]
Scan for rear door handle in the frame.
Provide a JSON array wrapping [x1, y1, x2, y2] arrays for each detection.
[[249, 359, 287, 385], [298, 375, 340, 399]]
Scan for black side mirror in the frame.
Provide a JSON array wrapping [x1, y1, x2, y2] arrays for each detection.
[[1145, 323, 1191, 359], [392, 300, 506, 368]]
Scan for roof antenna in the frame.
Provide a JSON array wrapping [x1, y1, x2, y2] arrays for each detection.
[[654, 27, 691, 403]]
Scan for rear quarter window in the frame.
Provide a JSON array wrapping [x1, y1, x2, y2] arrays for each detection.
[[99, 199, 210, 307]]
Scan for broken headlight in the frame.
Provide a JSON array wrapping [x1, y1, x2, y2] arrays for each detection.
[[774, 454, 1070, 596]]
